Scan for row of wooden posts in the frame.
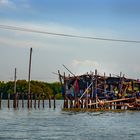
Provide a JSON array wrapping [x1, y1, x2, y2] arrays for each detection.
[[0, 48, 57, 109], [0, 93, 56, 109], [0, 48, 57, 110], [63, 97, 136, 110]]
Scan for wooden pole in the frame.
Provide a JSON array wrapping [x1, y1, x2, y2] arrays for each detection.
[[30, 93, 32, 108], [63, 72, 66, 108], [86, 82, 88, 108], [116, 72, 122, 109], [58, 70, 64, 108], [34, 93, 36, 109], [91, 72, 94, 108], [17, 93, 19, 108], [42, 93, 45, 108], [8, 93, 10, 108], [14, 68, 17, 95], [0, 93, 2, 109], [22, 93, 24, 108], [28, 47, 33, 109], [104, 72, 106, 92], [38, 94, 40, 109], [119, 72, 122, 94], [27, 94, 30, 109], [13, 94, 16, 108], [53, 94, 56, 109], [13, 68, 17, 109], [95, 69, 98, 109], [14, 93, 17, 109], [48, 95, 51, 108]]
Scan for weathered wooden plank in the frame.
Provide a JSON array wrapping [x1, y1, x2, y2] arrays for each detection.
[[88, 98, 135, 105]]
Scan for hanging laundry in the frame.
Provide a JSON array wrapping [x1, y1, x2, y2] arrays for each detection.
[[74, 79, 79, 94]]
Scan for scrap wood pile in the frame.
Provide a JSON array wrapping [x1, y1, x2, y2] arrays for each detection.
[[58, 69, 140, 110]]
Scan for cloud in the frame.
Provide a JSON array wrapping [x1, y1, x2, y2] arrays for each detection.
[[70, 59, 100, 75], [71, 59, 100, 69], [0, 36, 49, 49], [0, 0, 30, 9], [69, 59, 123, 77], [0, 0, 15, 8], [69, 58, 140, 80], [0, 0, 10, 4], [0, 21, 140, 82]]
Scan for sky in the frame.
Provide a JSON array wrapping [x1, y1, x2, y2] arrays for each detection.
[[0, 0, 140, 82]]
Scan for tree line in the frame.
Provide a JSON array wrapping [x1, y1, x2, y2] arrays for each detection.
[[0, 80, 63, 99]]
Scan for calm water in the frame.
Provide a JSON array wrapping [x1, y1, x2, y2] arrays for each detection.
[[0, 100, 140, 140]]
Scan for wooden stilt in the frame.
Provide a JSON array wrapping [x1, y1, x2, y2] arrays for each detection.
[[0, 93, 2, 109], [27, 94, 30, 109], [30, 93, 32, 108], [110, 102, 112, 110], [58, 70, 64, 108], [53, 94, 56, 109], [13, 93, 16, 109], [42, 93, 45, 108], [48, 96, 51, 108], [69, 100, 72, 108], [14, 93, 17, 109], [63, 72, 66, 108], [8, 93, 10, 108], [22, 93, 24, 108], [38, 94, 40, 109], [34, 93, 36, 109], [13, 94, 15, 108], [16, 93, 19, 108]]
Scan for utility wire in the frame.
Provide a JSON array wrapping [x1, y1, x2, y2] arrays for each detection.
[[0, 24, 140, 43]]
